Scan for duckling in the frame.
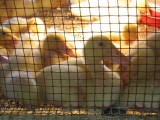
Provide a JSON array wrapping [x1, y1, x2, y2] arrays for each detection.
[[40, 33, 77, 67], [70, 0, 121, 21], [84, 21, 138, 48], [0, 32, 84, 107], [3, 0, 40, 17], [0, 2, 10, 21], [146, 33, 160, 58], [0, 70, 39, 108], [0, 27, 20, 55], [0, 17, 46, 52], [1, 17, 27, 37], [70, 0, 140, 22], [26, 17, 46, 41], [121, 43, 156, 85], [0, 47, 42, 108], [10, 17, 46, 57], [36, 35, 130, 113], [115, 71, 160, 111]]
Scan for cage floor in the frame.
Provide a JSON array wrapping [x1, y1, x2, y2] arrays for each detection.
[[0, 111, 159, 120]]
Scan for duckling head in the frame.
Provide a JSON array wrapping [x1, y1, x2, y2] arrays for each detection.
[[27, 17, 46, 33], [84, 35, 130, 65], [0, 27, 20, 53], [42, 33, 77, 57], [121, 23, 138, 45]]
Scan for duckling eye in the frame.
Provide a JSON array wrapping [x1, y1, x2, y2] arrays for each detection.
[[98, 42, 104, 47]]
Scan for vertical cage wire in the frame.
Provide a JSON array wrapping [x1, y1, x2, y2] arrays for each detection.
[[0, 0, 159, 119]]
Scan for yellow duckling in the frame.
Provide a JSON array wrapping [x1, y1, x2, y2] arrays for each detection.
[[0, 32, 84, 109], [1, 17, 46, 48], [146, 33, 160, 58], [36, 35, 130, 113], [0, 27, 20, 55], [23, 17, 46, 42], [1, 17, 27, 37], [40, 33, 77, 67], [0, 0, 40, 17], [115, 71, 160, 112], [84, 21, 138, 48], [0, 70, 39, 108], [70, 0, 140, 22], [121, 43, 156, 85]]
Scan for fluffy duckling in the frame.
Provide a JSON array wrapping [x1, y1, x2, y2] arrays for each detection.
[[70, 0, 140, 22], [0, 27, 20, 55], [9, 17, 46, 57], [121, 43, 156, 85], [70, 0, 120, 21], [1, 17, 27, 37], [145, 33, 160, 72], [26, 17, 46, 41], [115, 71, 160, 111], [146, 33, 160, 58], [0, 0, 40, 17], [84, 22, 138, 48], [0, 32, 83, 107], [0, 70, 39, 108], [0, 17, 46, 55], [40, 33, 77, 67], [36, 35, 130, 113], [0, 46, 42, 108], [121, 33, 160, 85]]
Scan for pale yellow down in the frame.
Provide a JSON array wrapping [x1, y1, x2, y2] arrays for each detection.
[[121, 43, 156, 85], [25, 17, 46, 42], [0, 0, 40, 18], [0, 27, 20, 55], [0, 17, 46, 56], [1, 17, 27, 38], [40, 33, 77, 67], [116, 71, 160, 111], [121, 33, 160, 84], [83, 21, 138, 48], [0, 0, 69, 22], [0, 40, 43, 108], [0, 31, 81, 108], [146, 33, 160, 58], [36, 35, 129, 112], [70, 0, 140, 22], [0, 70, 39, 108]]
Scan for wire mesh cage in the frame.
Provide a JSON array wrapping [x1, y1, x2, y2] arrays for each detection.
[[0, 0, 160, 120]]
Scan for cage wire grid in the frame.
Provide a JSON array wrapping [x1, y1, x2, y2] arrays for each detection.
[[0, 0, 160, 119]]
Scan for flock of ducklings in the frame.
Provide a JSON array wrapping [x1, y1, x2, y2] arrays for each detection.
[[0, 0, 159, 114]]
